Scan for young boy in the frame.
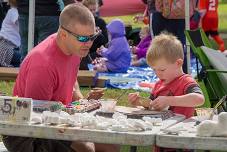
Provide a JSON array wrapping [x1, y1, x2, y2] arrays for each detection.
[[128, 33, 205, 119]]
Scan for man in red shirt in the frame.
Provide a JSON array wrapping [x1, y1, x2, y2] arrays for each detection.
[[199, 0, 225, 52], [3, 3, 118, 152]]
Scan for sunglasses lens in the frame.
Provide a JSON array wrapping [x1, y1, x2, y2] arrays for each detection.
[[77, 36, 89, 42]]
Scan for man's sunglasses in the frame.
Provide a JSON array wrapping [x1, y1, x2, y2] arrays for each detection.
[[61, 26, 101, 43]]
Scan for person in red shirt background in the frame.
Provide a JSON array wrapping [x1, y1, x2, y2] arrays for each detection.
[[199, 0, 225, 52]]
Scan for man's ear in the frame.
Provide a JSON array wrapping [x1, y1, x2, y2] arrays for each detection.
[[176, 58, 183, 66], [59, 29, 67, 39]]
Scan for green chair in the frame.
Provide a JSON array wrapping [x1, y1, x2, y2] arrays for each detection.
[[184, 28, 214, 107], [184, 28, 227, 107], [200, 46, 227, 107], [184, 28, 213, 76]]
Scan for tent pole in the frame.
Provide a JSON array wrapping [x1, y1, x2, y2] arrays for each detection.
[[28, 0, 35, 51], [185, 0, 191, 74]]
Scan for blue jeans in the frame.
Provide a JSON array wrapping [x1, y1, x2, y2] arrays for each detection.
[[19, 15, 59, 61]]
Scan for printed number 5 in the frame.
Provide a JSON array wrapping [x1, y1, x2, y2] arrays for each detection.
[[2, 99, 12, 113], [209, 0, 216, 11]]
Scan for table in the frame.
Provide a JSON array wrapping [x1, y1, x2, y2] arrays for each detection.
[[156, 116, 227, 151], [0, 112, 184, 149]]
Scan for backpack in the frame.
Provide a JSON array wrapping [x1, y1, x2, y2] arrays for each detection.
[[155, 0, 196, 19]]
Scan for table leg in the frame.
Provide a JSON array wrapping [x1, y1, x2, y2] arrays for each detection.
[[130, 146, 137, 152]]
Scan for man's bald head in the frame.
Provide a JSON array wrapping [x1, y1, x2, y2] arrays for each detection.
[[59, 3, 95, 29]]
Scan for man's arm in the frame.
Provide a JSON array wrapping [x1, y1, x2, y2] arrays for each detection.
[[72, 80, 84, 101]]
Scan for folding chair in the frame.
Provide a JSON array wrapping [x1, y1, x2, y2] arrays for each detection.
[[184, 28, 213, 78], [184, 28, 215, 107], [200, 46, 227, 107]]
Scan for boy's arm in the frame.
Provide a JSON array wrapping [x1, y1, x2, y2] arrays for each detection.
[[151, 85, 205, 110]]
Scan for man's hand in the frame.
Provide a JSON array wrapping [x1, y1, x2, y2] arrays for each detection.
[[87, 88, 105, 100]]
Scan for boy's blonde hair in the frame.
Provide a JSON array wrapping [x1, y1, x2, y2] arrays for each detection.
[[82, 0, 97, 7], [146, 33, 184, 66]]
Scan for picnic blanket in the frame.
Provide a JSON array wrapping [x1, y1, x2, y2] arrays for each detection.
[[88, 58, 197, 91]]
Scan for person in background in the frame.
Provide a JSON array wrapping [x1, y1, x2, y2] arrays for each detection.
[[0, 0, 9, 29], [80, 0, 108, 70], [17, 0, 75, 61], [131, 26, 151, 66], [0, 0, 21, 67], [199, 0, 225, 52], [2, 4, 119, 152], [93, 19, 131, 73]]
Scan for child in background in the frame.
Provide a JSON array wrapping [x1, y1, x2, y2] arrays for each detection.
[[131, 26, 151, 66], [128, 33, 204, 118], [199, 0, 225, 52], [0, 0, 21, 67], [93, 19, 131, 73]]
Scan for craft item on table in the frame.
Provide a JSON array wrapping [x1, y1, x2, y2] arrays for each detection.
[[67, 99, 101, 114], [142, 116, 163, 126], [33, 100, 63, 112], [0, 96, 32, 123], [32, 109, 155, 132], [99, 99, 117, 113], [139, 96, 151, 108], [197, 112, 227, 137], [195, 108, 214, 122], [115, 106, 174, 120]]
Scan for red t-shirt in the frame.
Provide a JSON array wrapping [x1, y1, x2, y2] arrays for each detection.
[[13, 34, 81, 105], [199, 0, 219, 31], [151, 74, 199, 118]]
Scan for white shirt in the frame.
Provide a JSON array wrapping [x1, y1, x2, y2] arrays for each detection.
[[0, 7, 20, 47]]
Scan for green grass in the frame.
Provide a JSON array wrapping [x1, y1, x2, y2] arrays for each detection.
[[218, 3, 227, 31], [103, 14, 144, 29]]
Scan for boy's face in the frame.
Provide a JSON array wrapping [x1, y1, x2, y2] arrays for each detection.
[[151, 58, 183, 84]]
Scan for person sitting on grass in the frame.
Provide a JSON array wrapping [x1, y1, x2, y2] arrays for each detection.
[[93, 19, 131, 73], [131, 26, 151, 66]]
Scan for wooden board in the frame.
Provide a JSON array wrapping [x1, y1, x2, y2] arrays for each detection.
[[0, 68, 108, 87], [77, 70, 97, 87], [0, 67, 19, 80], [99, 106, 174, 120]]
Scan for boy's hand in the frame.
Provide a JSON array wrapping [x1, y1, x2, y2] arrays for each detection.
[[150, 96, 169, 111], [128, 92, 141, 107]]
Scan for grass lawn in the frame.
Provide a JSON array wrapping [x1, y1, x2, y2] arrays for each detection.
[[0, 3, 226, 152]]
